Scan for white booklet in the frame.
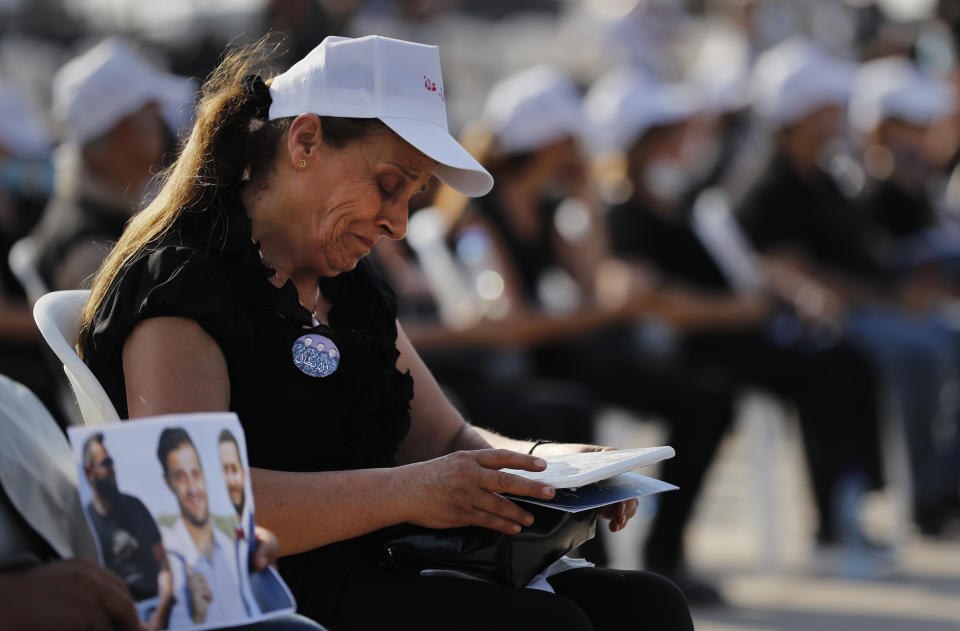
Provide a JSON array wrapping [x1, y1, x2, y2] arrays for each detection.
[[68, 413, 296, 631], [501, 447, 677, 512]]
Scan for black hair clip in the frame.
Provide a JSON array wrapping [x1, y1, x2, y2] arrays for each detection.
[[240, 73, 272, 120]]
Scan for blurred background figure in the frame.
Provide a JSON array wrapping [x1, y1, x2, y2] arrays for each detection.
[[740, 36, 960, 540], [31, 37, 192, 292], [587, 60, 888, 569], [0, 81, 59, 420], [851, 56, 960, 270], [849, 53, 960, 535], [409, 64, 737, 604]]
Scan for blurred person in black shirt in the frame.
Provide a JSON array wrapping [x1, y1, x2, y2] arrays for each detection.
[[740, 40, 960, 536], [852, 57, 959, 265], [848, 55, 960, 533], [0, 81, 63, 422], [431, 65, 738, 603], [32, 38, 192, 292], [587, 63, 886, 565]]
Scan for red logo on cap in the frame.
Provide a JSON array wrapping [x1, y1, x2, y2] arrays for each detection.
[[423, 75, 444, 102]]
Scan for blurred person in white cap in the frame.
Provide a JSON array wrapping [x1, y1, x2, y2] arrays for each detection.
[[77, 36, 693, 630], [0, 81, 52, 303], [739, 39, 960, 547], [589, 66, 887, 587], [850, 55, 960, 534], [429, 64, 742, 605], [851, 56, 958, 250], [30, 38, 193, 293]]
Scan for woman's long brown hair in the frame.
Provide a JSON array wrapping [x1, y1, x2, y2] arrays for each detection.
[[78, 37, 283, 357], [78, 36, 385, 358]]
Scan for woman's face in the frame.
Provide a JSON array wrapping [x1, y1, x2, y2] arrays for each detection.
[[278, 123, 436, 277]]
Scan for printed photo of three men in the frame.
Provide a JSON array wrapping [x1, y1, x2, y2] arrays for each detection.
[[69, 413, 294, 631]]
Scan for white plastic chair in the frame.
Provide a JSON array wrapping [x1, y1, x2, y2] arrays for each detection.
[[8, 236, 49, 305], [33, 290, 121, 426]]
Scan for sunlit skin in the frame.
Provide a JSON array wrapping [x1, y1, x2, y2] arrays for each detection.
[[165, 444, 209, 531], [243, 115, 436, 311], [218, 441, 245, 517]]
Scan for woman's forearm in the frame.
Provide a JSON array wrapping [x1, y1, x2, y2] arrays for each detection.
[[251, 447, 556, 555], [463, 425, 530, 454], [465, 425, 597, 458], [250, 465, 416, 557]]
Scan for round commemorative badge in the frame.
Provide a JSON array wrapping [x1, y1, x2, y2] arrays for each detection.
[[291, 333, 340, 378]]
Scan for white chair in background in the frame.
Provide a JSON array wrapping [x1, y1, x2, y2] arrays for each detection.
[[8, 236, 49, 305], [33, 290, 121, 426], [9, 237, 85, 425]]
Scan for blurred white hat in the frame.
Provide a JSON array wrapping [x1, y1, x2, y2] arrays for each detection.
[[0, 82, 51, 158], [155, 73, 198, 140], [53, 38, 192, 145], [269, 35, 492, 197], [482, 65, 585, 156], [687, 22, 751, 114], [849, 56, 956, 135], [584, 66, 699, 153], [750, 38, 854, 128]]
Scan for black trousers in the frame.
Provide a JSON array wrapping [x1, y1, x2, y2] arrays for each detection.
[[317, 564, 693, 631], [684, 326, 885, 542]]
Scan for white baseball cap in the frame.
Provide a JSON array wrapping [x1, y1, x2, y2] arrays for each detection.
[[482, 65, 584, 156], [750, 38, 854, 128], [849, 56, 956, 134], [53, 38, 193, 145], [0, 82, 51, 158], [268, 35, 493, 197], [584, 67, 700, 153]]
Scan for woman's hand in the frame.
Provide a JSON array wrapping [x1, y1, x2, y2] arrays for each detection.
[[598, 498, 639, 532], [402, 449, 556, 534], [531, 443, 641, 532], [250, 526, 279, 571]]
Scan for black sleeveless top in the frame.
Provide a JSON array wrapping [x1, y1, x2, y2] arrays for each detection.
[[83, 189, 414, 617]]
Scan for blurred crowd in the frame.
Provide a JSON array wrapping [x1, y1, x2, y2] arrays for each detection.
[[4, 0, 960, 608]]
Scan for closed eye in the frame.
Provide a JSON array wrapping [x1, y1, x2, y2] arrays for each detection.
[[377, 177, 401, 198]]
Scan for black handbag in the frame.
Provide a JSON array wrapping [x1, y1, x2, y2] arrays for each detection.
[[379, 504, 597, 588]]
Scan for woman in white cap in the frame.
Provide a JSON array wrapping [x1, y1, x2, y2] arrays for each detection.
[[78, 36, 692, 630]]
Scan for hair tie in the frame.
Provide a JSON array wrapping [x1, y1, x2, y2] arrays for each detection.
[[240, 74, 272, 120]]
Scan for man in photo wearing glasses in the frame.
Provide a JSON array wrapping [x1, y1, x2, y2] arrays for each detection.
[[82, 432, 174, 628]]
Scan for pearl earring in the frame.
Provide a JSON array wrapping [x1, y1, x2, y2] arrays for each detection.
[[298, 159, 307, 169]]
